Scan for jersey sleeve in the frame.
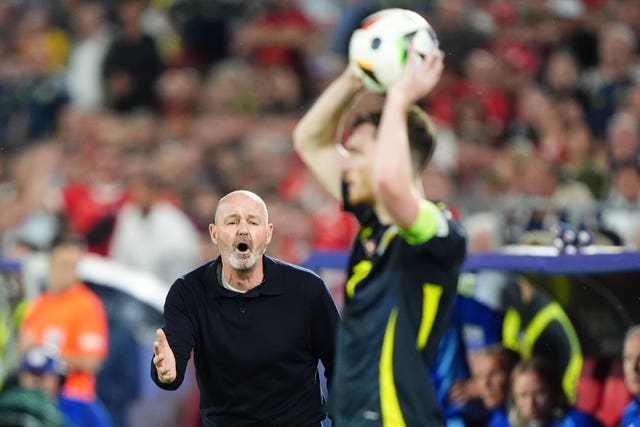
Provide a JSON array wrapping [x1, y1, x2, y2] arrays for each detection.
[[398, 199, 467, 267], [397, 200, 446, 245]]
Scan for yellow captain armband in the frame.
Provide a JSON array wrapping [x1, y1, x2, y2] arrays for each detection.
[[398, 200, 447, 245]]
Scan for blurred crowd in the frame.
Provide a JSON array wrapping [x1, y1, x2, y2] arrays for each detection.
[[0, 0, 639, 271], [0, 0, 640, 426]]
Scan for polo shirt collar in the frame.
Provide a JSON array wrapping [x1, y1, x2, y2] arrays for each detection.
[[206, 255, 284, 298]]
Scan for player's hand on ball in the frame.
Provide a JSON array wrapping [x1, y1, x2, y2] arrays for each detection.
[[153, 328, 177, 384], [339, 65, 366, 93], [388, 47, 444, 106]]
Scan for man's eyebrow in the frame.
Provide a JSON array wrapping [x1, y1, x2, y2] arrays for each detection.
[[223, 213, 263, 221]]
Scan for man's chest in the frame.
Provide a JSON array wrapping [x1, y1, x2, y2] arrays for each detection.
[[193, 296, 310, 368]]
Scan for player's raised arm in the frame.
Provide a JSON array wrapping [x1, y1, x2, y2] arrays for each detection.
[[373, 49, 444, 229], [292, 67, 364, 200]]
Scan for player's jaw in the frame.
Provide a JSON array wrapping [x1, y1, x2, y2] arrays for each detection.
[[343, 158, 376, 207], [344, 176, 374, 206]]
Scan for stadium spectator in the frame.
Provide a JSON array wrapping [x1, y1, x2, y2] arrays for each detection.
[[621, 325, 640, 427], [0, 264, 29, 393], [155, 67, 201, 140], [458, 49, 511, 138], [541, 49, 586, 99], [621, 84, 640, 122], [162, 0, 233, 72], [600, 159, 640, 249], [469, 344, 520, 427], [233, 0, 319, 103], [59, 141, 127, 256], [0, 4, 69, 150], [431, 294, 507, 427], [557, 102, 607, 200], [606, 111, 640, 166], [519, 154, 593, 234], [509, 358, 604, 427], [65, 0, 113, 112], [293, 44, 466, 425], [0, 346, 70, 427], [430, 0, 488, 77], [19, 234, 112, 427], [582, 22, 640, 139], [102, 0, 164, 113], [502, 275, 583, 403], [108, 168, 201, 285], [2, 2, 640, 424], [151, 190, 339, 426]]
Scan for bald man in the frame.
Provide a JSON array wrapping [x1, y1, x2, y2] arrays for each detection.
[[151, 190, 340, 426]]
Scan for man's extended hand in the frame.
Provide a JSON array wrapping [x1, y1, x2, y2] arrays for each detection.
[[153, 328, 177, 384]]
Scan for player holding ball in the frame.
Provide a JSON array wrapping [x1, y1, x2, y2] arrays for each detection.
[[293, 8, 467, 427]]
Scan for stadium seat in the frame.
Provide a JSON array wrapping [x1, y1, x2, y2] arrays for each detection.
[[575, 356, 604, 414], [595, 359, 632, 427]]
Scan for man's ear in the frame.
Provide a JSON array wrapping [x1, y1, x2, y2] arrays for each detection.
[[266, 223, 273, 245], [209, 223, 217, 244]]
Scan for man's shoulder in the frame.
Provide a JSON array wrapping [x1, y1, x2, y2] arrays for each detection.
[[183, 258, 216, 278], [266, 256, 321, 278], [167, 260, 217, 295], [265, 257, 326, 294]]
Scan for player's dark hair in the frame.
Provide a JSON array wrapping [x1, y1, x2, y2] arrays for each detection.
[[351, 105, 436, 175]]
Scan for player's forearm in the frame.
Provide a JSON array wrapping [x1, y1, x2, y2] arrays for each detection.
[[293, 68, 362, 154], [375, 90, 414, 186], [373, 91, 417, 227]]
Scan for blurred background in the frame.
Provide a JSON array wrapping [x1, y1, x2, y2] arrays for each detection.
[[0, 0, 639, 426]]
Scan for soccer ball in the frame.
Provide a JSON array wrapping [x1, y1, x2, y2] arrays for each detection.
[[348, 8, 439, 94]]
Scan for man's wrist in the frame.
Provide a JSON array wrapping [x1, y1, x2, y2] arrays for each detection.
[[384, 88, 412, 112]]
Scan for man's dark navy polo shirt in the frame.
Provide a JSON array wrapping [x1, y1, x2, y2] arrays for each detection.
[[150, 255, 339, 427]]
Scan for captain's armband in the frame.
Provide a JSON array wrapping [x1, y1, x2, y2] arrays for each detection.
[[398, 200, 449, 245]]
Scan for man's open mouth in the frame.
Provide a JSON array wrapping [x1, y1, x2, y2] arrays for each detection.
[[236, 243, 249, 252]]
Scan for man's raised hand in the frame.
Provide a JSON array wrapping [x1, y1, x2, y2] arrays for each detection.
[[153, 328, 177, 384]]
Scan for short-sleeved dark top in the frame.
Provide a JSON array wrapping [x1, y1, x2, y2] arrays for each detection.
[[329, 198, 467, 427]]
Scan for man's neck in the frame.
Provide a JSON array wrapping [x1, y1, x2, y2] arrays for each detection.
[[221, 263, 264, 292]]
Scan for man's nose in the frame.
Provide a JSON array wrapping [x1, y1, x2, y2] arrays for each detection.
[[237, 221, 249, 234]]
